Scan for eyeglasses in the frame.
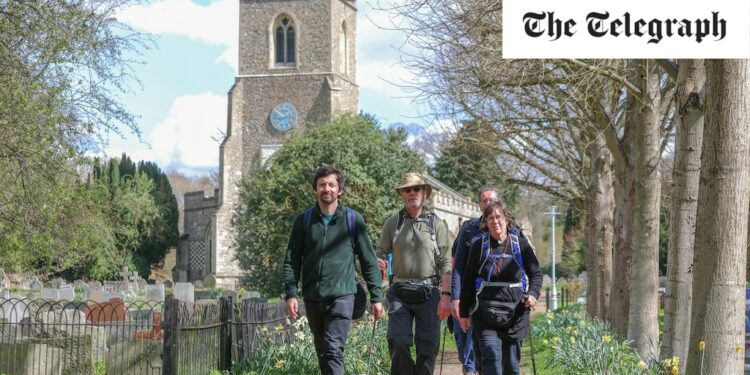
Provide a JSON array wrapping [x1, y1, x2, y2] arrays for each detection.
[[402, 186, 423, 193]]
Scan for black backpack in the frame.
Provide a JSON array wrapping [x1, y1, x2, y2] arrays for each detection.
[[302, 207, 367, 320]]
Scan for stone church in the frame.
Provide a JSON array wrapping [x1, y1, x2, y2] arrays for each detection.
[[176, 0, 478, 289]]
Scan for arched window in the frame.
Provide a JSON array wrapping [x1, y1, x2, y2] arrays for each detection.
[[339, 22, 348, 74], [274, 16, 295, 66]]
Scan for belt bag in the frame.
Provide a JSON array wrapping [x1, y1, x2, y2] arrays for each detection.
[[478, 299, 519, 329], [394, 283, 432, 304]]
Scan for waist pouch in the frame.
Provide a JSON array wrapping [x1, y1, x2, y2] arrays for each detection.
[[478, 299, 520, 329], [394, 283, 432, 304]]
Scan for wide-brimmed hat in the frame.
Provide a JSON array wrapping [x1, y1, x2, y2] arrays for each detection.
[[395, 173, 433, 198]]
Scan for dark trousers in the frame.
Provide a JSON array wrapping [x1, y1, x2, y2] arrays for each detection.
[[386, 286, 440, 375], [304, 294, 354, 375], [452, 317, 477, 372], [472, 316, 522, 375]]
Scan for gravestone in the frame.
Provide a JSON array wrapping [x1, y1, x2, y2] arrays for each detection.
[[163, 280, 173, 288], [41, 288, 60, 300], [137, 279, 147, 292], [1, 298, 29, 324], [88, 289, 106, 303], [105, 292, 125, 302], [104, 281, 118, 292], [85, 297, 126, 324], [49, 278, 65, 289], [29, 279, 43, 291], [202, 274, 217, 288], [173, 282, 194, 302], [90, 280, 102, 288], [58, 285, 75, 301], [145, 284, 165, 302], [192, 279, 203, 288], [243, 291, 261, 300]]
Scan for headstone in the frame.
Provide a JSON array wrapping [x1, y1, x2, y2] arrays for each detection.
[[30, 278, 43, 291], [145, 284, 165, 302], [88, 289, 106, 303], [118, 267, 131, 281], [192, 279, 204, 288], [1, 298, 29, 323], [85, 297, 126, 324], [90, 280, 102, 288], [173, 282, 194, 302], [163, 280, 173, 288], [243, 291, 261, 299], [104, 281, 118, 292], [105, 292, 125, 302], [137, 279, 147, 292], [49, 277, 65, 289], [41, 288, 60, 300], [202, 274, 217, 288], [58, 285, 75, 300]]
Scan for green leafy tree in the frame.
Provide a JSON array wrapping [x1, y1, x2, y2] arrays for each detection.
[[433, 120, 518, 208], [135, 161, 179, 277], [234, 113, 427, 296]]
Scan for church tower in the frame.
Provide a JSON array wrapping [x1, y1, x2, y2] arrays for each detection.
[[211, 0, 360, 287]]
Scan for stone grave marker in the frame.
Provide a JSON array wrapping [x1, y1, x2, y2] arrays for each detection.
[[163, 280, 173, 288], [145, 284, 165, 302], [173, 282, 194, 302], [137, 279, 147, 292], [243, 291, 261, 299], [85, 297, 126, 324], [41, 288, 60, 300], [202, 274, 217, 288], [192, 279, 204, 288], [49, 277, 65, 289], [90, 280, 102, 288], [1, 298, 29, 323], [30, 278, 43, 291], [88, 289, 106, 303], [58, 285, 75, 300], [105, 292, 125, 302]]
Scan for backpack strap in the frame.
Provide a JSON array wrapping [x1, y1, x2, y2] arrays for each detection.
[[426, 212, 441, 256], [302, 207, 314, 238], [509, 228, 527, 292], [302, 206, 356, 249]]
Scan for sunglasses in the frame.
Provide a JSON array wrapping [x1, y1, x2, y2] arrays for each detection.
[[402, 186, 423, 193]]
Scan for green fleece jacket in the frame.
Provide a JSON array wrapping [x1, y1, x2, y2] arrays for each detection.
[[283, 204, 384, 302]]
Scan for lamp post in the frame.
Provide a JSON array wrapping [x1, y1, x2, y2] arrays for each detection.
[[545, 205, 560, 310]]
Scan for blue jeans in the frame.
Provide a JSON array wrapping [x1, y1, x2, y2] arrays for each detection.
[[452, 317, 477, 372], [472, 316, 522, 375], [304, 295, 354, 375], [387, 286, 441, 375]]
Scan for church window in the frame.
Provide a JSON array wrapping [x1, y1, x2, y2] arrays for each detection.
[[339, 22, 348, 74], [274, 16, 296, 66]]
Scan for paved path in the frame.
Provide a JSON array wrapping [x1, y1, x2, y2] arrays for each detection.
[[434, 350, 463, 375]]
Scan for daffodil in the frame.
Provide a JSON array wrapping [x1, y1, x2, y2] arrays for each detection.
[[736, 344, 744, 354], [698, 341, 705, 350], [637, 361, 646, 370], [602, 335, 611, 343], [295, 331, 306, 340], [671, 366, 679, 375], [274, 324, 284, 333], [568, 337, 575, 344], [672, 356, 679, 367], [542, 339, 549, 345], [274, 359, 285, 368]]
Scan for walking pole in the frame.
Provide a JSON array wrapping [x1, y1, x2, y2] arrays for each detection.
[[528, 306, 537, 375], [439, 319, 448, 375], [366, 318, 379, 374]]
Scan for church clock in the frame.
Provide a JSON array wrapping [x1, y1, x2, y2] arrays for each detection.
[[269, 102, 298, 132]]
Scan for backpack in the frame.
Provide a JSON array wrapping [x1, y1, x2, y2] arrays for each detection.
[[301, 207, 367, 320], [387, 210, 441, 278]]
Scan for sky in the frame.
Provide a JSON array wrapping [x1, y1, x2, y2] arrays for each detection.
[[108, 0, 443, 176]]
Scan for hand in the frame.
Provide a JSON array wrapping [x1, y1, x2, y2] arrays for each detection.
[[523, 295, 537, 309], [438, 295, 452, 320], [377, 258, 388, 272], [459, 317, 471, 332], [451, 299, 460, 320], [371, 302, 384, 321], [286, 297, 299, 320]]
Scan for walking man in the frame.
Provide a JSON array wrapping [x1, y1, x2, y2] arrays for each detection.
[[377, 172, 452, 374], [451, 186, 500, 375], [283, 166, 384, 375]]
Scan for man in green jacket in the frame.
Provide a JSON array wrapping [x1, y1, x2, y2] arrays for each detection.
[[283, 166, 384, 375], [377, 173, 452, 375]]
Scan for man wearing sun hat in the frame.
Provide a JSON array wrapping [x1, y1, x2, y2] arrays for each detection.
[[377, 172, 452, 375]]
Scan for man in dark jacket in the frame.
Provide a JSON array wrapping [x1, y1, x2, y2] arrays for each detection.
[[283, 167, 384, 375]]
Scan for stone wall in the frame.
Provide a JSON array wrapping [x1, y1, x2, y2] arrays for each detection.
[[427, 176, 480, 239]]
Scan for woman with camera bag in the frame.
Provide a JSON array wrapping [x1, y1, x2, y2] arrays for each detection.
[[458, 199, 543, 375]]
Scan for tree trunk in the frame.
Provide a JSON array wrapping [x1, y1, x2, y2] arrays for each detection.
[[660, 59, 705, 363], [686, 59, 750, 375], [611, 149, 635, 337], [627, 60, 662, 358], [585, 133, 614, 320]]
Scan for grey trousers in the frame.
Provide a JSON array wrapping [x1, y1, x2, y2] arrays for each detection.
[[386, 286, 441, 375], [304, 294, 354, 375]]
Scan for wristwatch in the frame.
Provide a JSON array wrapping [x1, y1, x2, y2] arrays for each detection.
[[441, 291, 451, 296]]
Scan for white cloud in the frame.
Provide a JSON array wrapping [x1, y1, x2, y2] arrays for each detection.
[[150, 93, 225, 173], [118, 0, 239, 71]]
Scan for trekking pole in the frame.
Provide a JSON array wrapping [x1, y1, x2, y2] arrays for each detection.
[[439, 319, 448, 375], [365, 318, 379, 374], [528, 306, 537, 375]]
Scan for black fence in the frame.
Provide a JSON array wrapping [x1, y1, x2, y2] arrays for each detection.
[[0, 296, 299, 375]]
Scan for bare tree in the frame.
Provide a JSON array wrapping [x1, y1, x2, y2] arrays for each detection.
[[686, 59, 749, 375]]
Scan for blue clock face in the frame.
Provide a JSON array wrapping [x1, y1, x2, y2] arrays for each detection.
[[269, 103, 298, 132]]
